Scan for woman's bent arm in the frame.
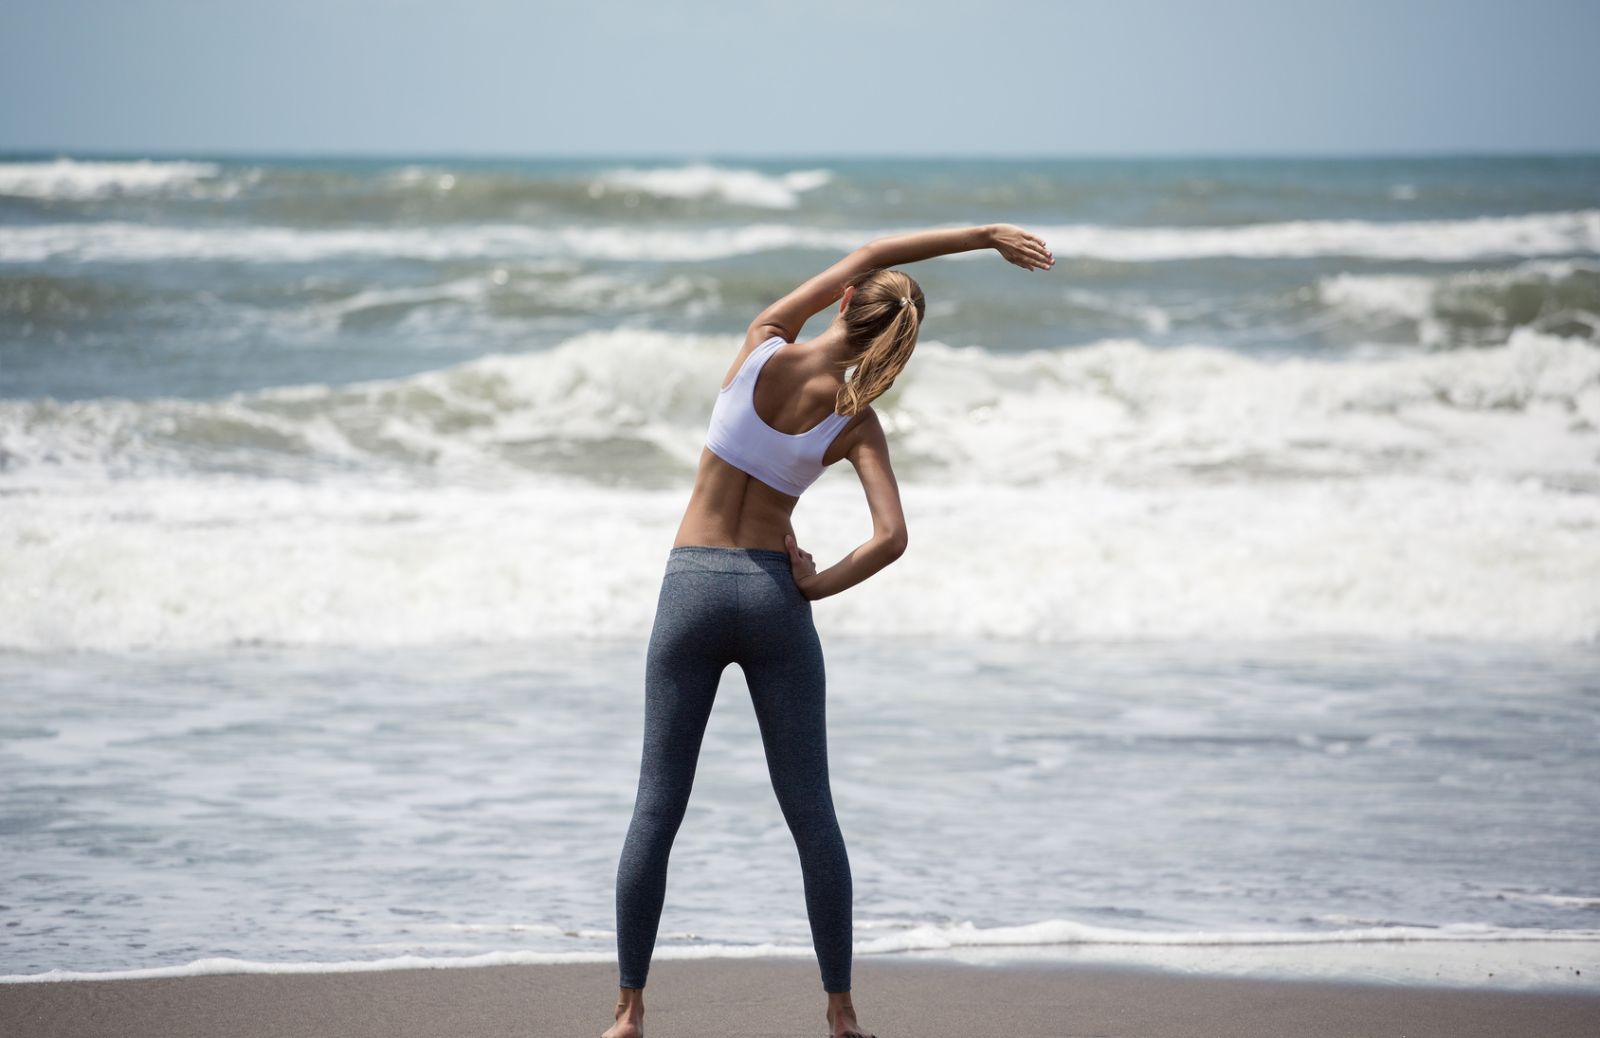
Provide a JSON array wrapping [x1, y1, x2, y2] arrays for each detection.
[[798, 532, 906, 601], [791, 408, 908, 601]]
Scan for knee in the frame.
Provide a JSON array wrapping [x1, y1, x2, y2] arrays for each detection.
[[773, 779, 838, 826], [624, 797, 691, 850], [782, 804, 846, 853], [633, 771, 698, 815]]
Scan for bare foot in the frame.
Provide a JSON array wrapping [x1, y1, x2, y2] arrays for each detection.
[[826, 998, 876, 1038], [600, 991, 643, 1038]]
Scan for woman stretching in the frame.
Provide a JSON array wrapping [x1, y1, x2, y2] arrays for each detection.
[[603, 223, 1055, 1038]]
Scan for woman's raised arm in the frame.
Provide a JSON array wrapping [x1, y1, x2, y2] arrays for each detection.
[[747, 223, 1053, 345], [868, 223, 1052, 270]]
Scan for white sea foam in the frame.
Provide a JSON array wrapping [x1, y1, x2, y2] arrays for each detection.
[[0, 220, 863, 264], [1027, 209, 1600, 262], [4, 210, 1598, 265], [590, 162, 833, 209], [0, 157, 223, 199], [307, 275, 492, 323], [2, 472, 1594, 649], [1319, 260, 1600, 345], [1493, 892, 1600, 909], [11, 327, 1596, 488], [4, 920, 1594, 985], [1321, 271, 1439, 322], [851, 919, 1600, 953], [385, 165, 460, 191], [277, 265, 717, 333], [2, 331, 1597, 649]]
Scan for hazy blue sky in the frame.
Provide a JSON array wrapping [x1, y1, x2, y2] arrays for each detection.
[[3, 0, 1597, 157]]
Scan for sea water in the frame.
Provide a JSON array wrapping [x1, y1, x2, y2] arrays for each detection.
[[1, 154, 1597, 988]]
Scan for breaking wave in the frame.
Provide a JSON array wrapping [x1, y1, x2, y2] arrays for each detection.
[[3, 330, 1596, 650], [4, 210, 1597, 265]]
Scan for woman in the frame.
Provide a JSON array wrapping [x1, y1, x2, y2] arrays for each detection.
[[603, 223, 1055, 1038]]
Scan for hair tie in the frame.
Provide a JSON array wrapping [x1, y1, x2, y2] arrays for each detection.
[[899, 296, 910, 307]]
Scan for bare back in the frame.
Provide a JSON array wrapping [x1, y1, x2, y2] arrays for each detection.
[[672, 334, 869, 552]]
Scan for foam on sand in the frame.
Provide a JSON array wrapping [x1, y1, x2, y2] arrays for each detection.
[[5, 919, 1595, 987]]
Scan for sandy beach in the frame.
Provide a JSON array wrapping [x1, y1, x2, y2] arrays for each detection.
[[4, 957, 1598, 1038]]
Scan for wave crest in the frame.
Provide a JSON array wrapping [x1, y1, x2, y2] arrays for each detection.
[[3, 330, 1597, 487], [589, 162, 833, 209], [1320, 261, 1600, 346], [3, 333, 1598, 649], [0, 157, 224, 200], [6, 210, 1598, 264], [1029, 209, 1600, 262]]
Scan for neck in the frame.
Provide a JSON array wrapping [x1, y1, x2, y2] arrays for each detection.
[[808, 319, 858, 371]]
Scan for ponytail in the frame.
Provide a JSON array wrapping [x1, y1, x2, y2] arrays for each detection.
[[834, 268, 924, 416]]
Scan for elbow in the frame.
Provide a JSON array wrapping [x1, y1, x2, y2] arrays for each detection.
[[883, 528, 909, 561]]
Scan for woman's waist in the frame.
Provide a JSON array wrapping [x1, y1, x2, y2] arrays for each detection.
[[664, 543, 794, 576]]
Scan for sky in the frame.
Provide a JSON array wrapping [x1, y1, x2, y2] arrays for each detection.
[[2, 0, 1597, 158]]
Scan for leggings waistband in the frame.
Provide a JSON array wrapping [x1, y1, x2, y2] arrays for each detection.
[[666, 544, 792, 575]]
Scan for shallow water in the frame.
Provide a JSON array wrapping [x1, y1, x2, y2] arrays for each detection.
[[2, 639, 1596, 987]]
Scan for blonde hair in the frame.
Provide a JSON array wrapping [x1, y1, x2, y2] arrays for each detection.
[[834, 267, 924, 417]]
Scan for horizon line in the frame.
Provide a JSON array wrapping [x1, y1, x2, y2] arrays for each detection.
[[3, 145, 1599, 164]]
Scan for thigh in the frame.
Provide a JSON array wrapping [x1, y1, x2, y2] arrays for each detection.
[[736, 576, 833, 815], [635, 570, 734, 805]]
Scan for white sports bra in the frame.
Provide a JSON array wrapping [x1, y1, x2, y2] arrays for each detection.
[[704, 335, 853, 497]]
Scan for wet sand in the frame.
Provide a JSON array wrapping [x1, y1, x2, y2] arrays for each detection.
[[3, 956, 1598, 1038]]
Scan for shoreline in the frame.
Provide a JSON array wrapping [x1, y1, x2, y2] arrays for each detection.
[[3, 957, 1598, 1038], [5, 934, 1597, 989]]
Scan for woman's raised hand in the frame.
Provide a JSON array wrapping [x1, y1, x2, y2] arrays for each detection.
[[990, 223, 1054, 271]]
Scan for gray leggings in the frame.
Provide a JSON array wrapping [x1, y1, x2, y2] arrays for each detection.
[[614, 545, 853, 993]]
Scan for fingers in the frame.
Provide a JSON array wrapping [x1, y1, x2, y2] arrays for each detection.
[[993, 227, 1052, 269], [1021, 244, 1054, 270], [998, 235, 1053, 270], [1014, 228, 1052, 268], [786, 532, 815, 568]]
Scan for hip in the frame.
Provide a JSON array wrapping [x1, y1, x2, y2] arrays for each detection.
[[655, 544, 813, 631]]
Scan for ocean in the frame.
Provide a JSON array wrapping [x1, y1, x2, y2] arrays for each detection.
[[0, 154, 1596, 988]]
